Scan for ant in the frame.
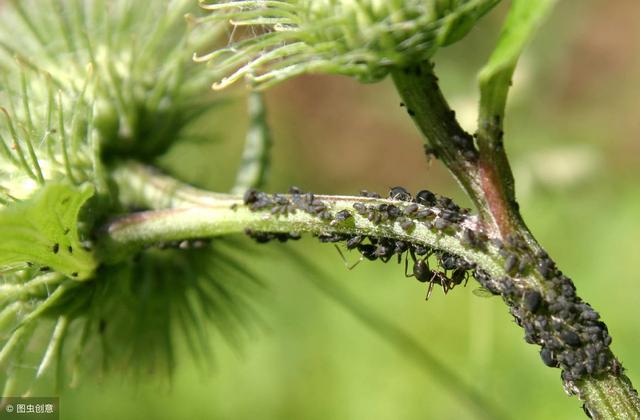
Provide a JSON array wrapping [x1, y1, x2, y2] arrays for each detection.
[[404, 247, 448, 300]]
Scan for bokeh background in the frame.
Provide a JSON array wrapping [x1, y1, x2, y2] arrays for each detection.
[[58, 1, 640, 419]]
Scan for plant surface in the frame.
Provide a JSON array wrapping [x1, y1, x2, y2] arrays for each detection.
[[1, 1, 638, 419]]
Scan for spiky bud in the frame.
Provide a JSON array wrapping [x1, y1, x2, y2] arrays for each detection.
[[193, 0, 499, 89]]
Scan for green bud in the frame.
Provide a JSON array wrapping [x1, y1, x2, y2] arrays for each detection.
[[194, 0, 500, 89], [0, 0, 218, 201]]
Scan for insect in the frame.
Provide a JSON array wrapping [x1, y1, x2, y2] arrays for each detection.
[[404, 248, 448, 300], [389, 186, 412, 201]]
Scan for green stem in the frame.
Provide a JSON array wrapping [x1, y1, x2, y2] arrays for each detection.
[[392, 62, 523, 238], [101, 164, 502, 276], [391, 64, 490, 229], [579, 375, 640, 419]]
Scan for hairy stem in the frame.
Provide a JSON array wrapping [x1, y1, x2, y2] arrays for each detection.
[[101, 163, 502, 275]]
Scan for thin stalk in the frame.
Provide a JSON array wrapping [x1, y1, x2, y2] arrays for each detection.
[[97, 189, 503, 278]]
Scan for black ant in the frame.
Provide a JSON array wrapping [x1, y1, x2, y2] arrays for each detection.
[[404, 248, 447, 300]]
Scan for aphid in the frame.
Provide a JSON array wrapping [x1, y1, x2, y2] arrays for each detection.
[[333, 210, 352, 223], [523, 290, 543, 313], [243, 188, 260, 204], [451, 134, 472, 148], [394, 240, 409, 253], [461, 228, 478, 248], [288, 186, 303, 194], [412, 244, 430, 256], [415, 209, 435, 220], [318, 233, 346, 243], [389, 186, 412, 201], [346, 235, 364, 249], [504, 254, 518, 275], [367, 211, 382, 224], [52, 243, 59, 254], [433, 217, 450, 231], [374, 243, 395, 262], [580, 310, 600, 322], [414, 190, 436, 206], [353, 202, 368, 215], [385, 204, 401, 219], [437, 196, 459, 212], [403, 203, 419, 216], [439, 254, 458, 271], [424, 146, 438, 161], [537, 259, 555, 279], [560, 330, 582, 348], [517, 255, 530, 274], [360, 190, 381, 198], [393, 240, 409, 263], [399, 218, 415, 232]]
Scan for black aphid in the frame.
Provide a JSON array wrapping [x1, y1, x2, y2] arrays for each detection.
[[523, 291, 543, 313], [333, 210, 352, 222], [389, 186, 412, 201], [414, 190, 436, 206]]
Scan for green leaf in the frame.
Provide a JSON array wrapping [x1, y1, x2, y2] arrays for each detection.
[[477, 0, 556, 123], [0, 182, 97, 280]]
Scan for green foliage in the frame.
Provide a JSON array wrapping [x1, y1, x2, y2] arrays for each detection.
[[478, 0, 557, 124], [0, 241, 261, 395], [0, 0, 219, 202], [193, 0, 500, 89], [0, 0, 257, 396], [0, 182, 96, 280]]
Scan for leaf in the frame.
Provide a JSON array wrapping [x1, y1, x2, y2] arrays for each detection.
[[477, 0, 557, 122], [0, 182, 97, 280]]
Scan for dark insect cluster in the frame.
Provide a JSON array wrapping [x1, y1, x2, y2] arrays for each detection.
[[243, 187, 334, 221], [242, 186, 481, 300], [150, 239, 211, 250], [473, 235, 619, 385], [241, 187, 619, 384]]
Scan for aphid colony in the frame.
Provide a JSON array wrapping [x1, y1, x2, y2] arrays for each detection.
[[242, 186, 483, 300], [474, 235, 619, 386], [241, 187, 619, 384]]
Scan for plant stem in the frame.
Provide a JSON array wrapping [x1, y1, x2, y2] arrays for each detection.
[[391, 63, 493, 232], [101, 162, 502, 276], [391, 62, 640, 418]]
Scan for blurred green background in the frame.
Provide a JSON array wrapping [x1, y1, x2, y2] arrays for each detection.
[[60, 1, 640, 419]]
